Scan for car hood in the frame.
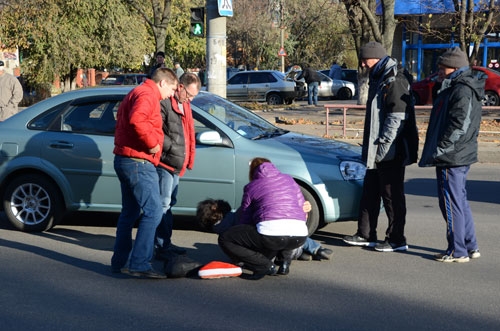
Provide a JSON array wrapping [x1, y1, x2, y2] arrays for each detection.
[[272, 132, 362, 162]]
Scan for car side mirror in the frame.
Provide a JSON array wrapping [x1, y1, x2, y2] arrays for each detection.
[[197, 130, 223, 145]]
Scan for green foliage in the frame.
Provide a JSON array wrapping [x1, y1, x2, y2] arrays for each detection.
[[227, 0, 354, 71], [0, 0, 150, 87]]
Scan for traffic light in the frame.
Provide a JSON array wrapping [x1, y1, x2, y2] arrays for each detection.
[[190, 7, 204, 37]]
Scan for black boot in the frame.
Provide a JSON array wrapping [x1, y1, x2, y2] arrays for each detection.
[[278, 261, 290, 275], [313, 247, 333, 260], [249, 264, 278, 280]]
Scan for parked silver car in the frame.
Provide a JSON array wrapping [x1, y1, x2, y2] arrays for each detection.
[[226, 70, 305, 105], [317, 70, 357, 100], [0, 88, 366, 234], [285, 70, 332, 99], [101, 73, 147, 85]]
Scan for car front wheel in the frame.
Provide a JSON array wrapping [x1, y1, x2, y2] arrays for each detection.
[[3, 174, 64, 232], [266, 93, 283, 105], [300, 186, 321, 236], [483, 91, 499, 106], [337, 87, 353, 100]]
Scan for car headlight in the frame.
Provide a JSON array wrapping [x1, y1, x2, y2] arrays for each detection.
[[339, 161, 366, 181]]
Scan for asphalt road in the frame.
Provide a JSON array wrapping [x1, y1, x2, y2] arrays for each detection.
[[1, 164, 499, 331]]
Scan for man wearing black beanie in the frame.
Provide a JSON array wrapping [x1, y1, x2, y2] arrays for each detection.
[[419, 47, 483, 263], [343, 41, 419, 252]]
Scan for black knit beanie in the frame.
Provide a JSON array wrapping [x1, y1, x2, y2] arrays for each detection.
[[437, 47, 469, 68], [360, 42, 387, 59]]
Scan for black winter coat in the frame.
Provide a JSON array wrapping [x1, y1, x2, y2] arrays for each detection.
[[419, 67, 485, 167]]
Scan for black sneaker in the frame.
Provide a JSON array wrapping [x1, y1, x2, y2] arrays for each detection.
[[343, 234, 376, 247], [297, 252, 312, 261], [468, 249, 481, 259], [127, 268, 167, 279], [313, 248, 333, 260], [249, 264, 278, 280], [374, 241, 408, 252]]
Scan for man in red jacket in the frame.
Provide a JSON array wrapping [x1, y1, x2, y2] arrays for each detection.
[[154, 72, 201, 260], [111, 68, 178, 279]]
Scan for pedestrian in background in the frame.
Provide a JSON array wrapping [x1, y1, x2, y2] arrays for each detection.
[[343, 41, 418, 252], [328, 61, 342, 80], [419, 47, 483, 263], [111, 68, 178, 279], [0, 60, 23, 121], [174, 62, 185, 79], [154, 73, 201, 260], [296, 65, 322, 106], [149, 51, 166, 77]]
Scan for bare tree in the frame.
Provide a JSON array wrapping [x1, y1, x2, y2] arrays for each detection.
[[123, 0, 172, 55]]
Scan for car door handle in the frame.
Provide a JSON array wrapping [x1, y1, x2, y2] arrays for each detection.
[[49, 141, 74, 149]]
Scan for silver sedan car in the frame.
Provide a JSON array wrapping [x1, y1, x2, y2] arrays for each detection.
[[0, 88, 366, 233], [288, 70, 356, 100]]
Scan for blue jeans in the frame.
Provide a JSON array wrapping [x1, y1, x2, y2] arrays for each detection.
[[436, 166, 478, 257], [302, 237, 321, 255], [155, 167, 179, 251], [111, 156, 163, 272], [308, 81, 319, 105]]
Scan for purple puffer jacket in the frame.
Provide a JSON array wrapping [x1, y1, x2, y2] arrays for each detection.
[[238, 162, 307, 225]]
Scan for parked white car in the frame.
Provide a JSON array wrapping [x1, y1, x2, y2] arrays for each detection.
[[288, 70, 356, 100]]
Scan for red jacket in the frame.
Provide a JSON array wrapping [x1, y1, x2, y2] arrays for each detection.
[[157, 96, 196, 176], [113, 79, 164, 166]]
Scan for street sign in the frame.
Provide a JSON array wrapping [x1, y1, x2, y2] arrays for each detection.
[[278, 47, 287, 57], [218, 0, 233, 17]]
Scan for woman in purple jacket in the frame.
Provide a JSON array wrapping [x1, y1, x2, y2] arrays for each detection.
[[218, 157, 309, 279]]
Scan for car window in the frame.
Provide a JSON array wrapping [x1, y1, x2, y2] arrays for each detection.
[[192, 92, 288, 140], [228, 73, 248, 85], [60, 102, 119, 135], [249, 73, 276, 84], [28, 98, 120, 135]]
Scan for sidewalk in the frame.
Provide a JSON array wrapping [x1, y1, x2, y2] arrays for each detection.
[[254, 103, 500, 164]]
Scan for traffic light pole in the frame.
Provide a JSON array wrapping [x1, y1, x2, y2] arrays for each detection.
[[206, 0, 227, 98]]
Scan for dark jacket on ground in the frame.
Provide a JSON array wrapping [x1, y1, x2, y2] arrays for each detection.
[[419, 67, 485, 167], [157, 97, 196, 176], [362, 56, 419, 169]]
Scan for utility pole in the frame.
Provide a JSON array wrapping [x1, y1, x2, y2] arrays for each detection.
[[206, 0, 228, 98], [272, 0, 286, 72], [280, 0, 285, 73]]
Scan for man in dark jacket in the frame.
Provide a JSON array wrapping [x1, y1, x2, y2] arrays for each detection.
[[154, 73, 201, 260], [296, 65, 322, 106], [419, 47, 483, 263], [343, 41, 419, 252]]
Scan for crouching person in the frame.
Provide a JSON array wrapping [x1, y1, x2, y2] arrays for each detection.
[[217, 157, 308, 279]]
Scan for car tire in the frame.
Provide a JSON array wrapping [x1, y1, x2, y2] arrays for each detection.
[[483, 91, 499, 106], [337, 87, 352, 100], [3, 174, 64, 232], [266, 93, 283, 105], [300, 186, 321, 236]]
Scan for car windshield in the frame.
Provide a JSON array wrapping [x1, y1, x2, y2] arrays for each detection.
[[191, 92, 288, 139]]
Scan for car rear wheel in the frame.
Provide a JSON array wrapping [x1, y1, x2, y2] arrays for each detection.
[[3, 174, 64, 232], [337, 87, 352, 100], [266, 93, 283, 105], [300, 186, 321, 236], [483, 91, 499, 106]]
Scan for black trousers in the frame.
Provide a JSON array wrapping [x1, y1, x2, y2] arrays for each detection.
[[218, 224, 307, 273], [357, 166, 407, 244]]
